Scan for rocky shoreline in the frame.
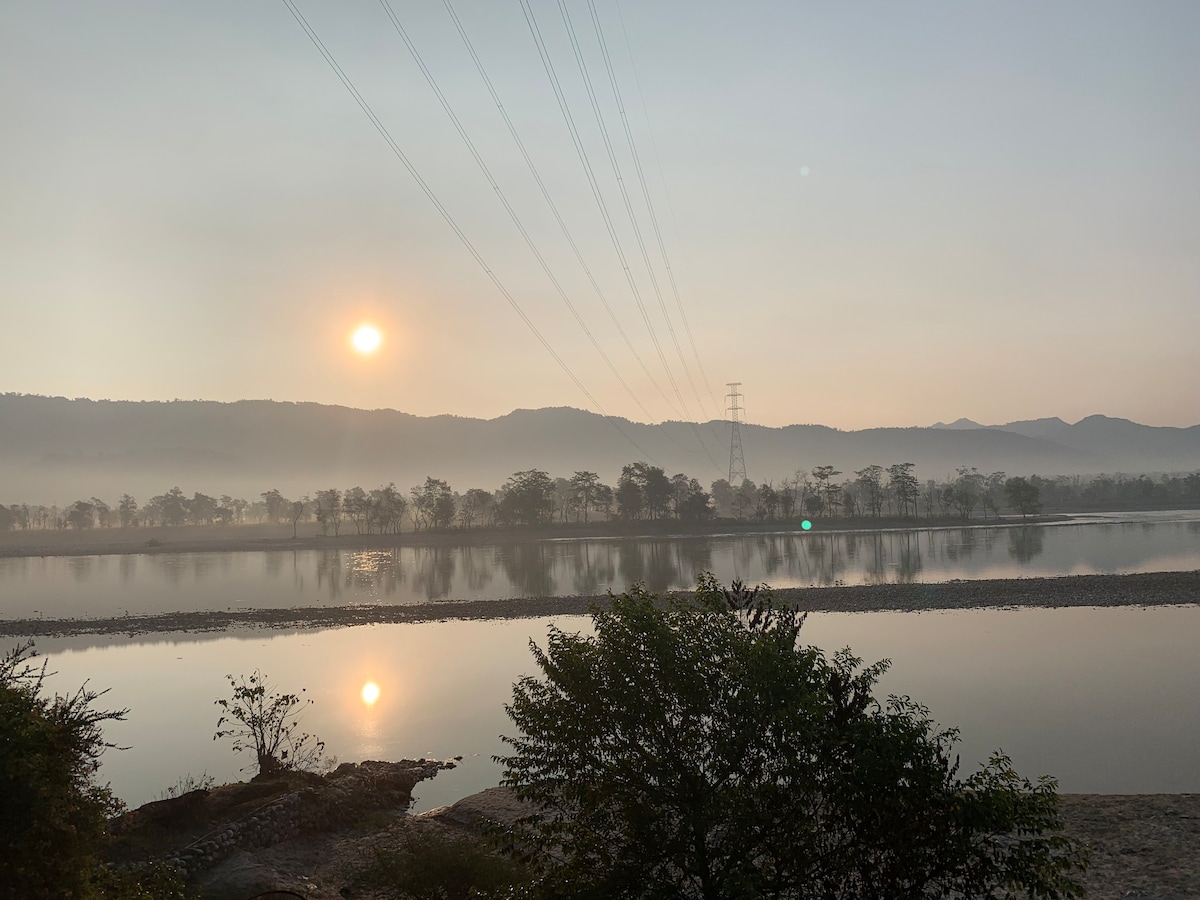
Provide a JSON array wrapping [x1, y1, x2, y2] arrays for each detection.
[[2, 569, 1197, 638], [107, 773, 1199, 900]]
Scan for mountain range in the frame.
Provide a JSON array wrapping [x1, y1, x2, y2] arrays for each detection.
[[2, 394, 1198, 504]]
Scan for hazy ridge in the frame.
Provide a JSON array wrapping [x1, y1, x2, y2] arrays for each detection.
[[2, 394, 1199, 505]]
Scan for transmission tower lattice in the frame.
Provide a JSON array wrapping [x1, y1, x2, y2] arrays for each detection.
[[726, 383, 747, 484]]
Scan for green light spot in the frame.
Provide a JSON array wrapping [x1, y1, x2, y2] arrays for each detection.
[[801, 520, 812, 531]]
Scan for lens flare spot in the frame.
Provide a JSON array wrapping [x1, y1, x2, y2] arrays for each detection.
[[801, 520, 813, 531], [352, 325, 382, 354], [361, 682, 381, 705]]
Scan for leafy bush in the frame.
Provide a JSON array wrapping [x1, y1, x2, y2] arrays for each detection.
[[0, 641, 125, 898], [498, 576, 1088, 898], [93, 861, 192, 900], [213, 669, 325, 776], [353, 825, 531, 900]]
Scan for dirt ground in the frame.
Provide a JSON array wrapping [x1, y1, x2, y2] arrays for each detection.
[[138, 787, 1200, 899]]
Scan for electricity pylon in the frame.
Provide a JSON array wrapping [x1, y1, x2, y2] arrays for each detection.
[[726, 383, 747, 485]]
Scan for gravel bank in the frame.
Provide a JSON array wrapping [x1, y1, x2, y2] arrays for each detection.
[[2, 570, 1195, 638]]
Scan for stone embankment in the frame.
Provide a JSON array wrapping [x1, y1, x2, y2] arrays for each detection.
[[106, 759, 453, 893]]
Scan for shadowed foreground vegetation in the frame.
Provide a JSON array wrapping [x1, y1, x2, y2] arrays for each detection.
[[2, 577, 1093, 898]]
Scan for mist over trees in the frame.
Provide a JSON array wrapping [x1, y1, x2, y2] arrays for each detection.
[[4, 396, 1200, 508], [4, 464, 1199, 536]]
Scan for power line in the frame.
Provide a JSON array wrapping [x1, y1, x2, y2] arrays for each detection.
[[608, 0, 726, 421], [556, 0, 726, 476], [278, 0, 657, 463], [557, 0, 696, 419], [585, 0, 710, 415], [376, 0, 656, 424], [518, 0, 684, 421], [438, 0, 680, 425]]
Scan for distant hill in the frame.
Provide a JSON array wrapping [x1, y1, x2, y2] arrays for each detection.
[[2, 394, 1198, 504]]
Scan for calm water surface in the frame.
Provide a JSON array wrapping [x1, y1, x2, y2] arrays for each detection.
[[19, 604, 1200, 811], [2, 511, 1198, 620]]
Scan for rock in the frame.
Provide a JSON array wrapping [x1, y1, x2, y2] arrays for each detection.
[[422, 786, 529, 831], [196, 850, 290, 900]]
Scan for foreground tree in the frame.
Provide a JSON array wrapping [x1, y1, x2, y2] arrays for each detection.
[[500, 577, 1087, 899], [1, 642, 124, 897], [214, 670, 325, 777]]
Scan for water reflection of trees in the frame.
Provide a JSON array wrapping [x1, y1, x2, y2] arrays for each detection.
[[1008, 527, 1045, 564], [498, 543, 556, 597], [567, 542, 615, 596], [315, 549, 343, 600], [672, 540, 712, 589], [411, 547, 456, 601], [315, 550, 407, 602], [944, 529, 977, 563], [893, 531, 923, 583], [460, 546, 495, 593]]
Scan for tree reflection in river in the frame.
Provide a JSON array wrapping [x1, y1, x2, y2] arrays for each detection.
[[1008, 527, 1046, 564], [568, 542, 615, 596], [498, 543, 556, 597], [412, 547, 456, 601], [461, 546, 495, 593]]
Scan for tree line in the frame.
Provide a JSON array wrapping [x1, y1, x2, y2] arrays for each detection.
[[3, 465, 1199, 535]]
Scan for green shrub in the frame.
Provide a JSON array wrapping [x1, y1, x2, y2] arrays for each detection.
[[213, 670, 325, 776], [0, 641, 126, 898], [354, 825, 531, 899], [498, 576, 1089, 898]]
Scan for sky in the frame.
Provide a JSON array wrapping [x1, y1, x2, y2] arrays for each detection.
[[2, 1, 1197, 431]]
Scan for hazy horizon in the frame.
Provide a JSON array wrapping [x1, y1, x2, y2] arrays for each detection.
[[6, 390, 1200, 433], [3, 2, 1198, 431]]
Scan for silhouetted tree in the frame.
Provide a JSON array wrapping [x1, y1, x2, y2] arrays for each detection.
[[88, 498, 111, 528], [616, 467, 644, 521], [1005, 477, 1043, 518], [811, 466, 842, 517], [856, 465, 885, 517], [189, 492, 219, 525], [458, 488, 493, 529], [314, 489, 342, 536], [982, 471, 1007, 519], [732, 479, 759, 520], [945, 467, 985, 519], [369, 484, 407, 534], [887, 463, 921, 518], [500, 470, 555, 526], [674, 477, 713, 521], [117, 494, 138, 528], [260, 489, 288, 525], [65, 500, 95, 531], [592, 483, 615, 521], [569, 471, 601, 523], [343, 487, 370, 534], [411, 477, 455, 531]]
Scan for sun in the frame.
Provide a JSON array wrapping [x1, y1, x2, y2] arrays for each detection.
[[361, 682, 381, 705], [352, 325, 382, 354]]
